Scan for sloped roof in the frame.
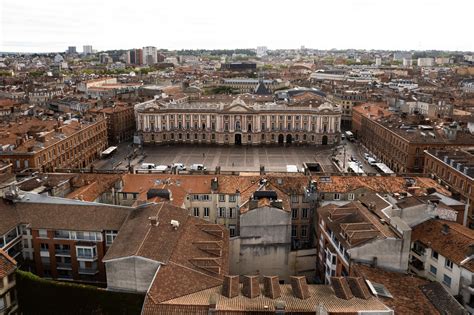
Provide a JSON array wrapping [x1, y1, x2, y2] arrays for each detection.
[[0, 249, 16, 278]]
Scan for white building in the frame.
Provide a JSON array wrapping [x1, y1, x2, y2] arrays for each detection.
[[403, 58, 413, 67], [142, 46, 157, 65], [375, 57, 382, 67], [83, 45, 93, 55], [409, 219, 474, 313], [256, 46, 268, 57], [417, 57, 435, 67], [134, 97, 342, 146]]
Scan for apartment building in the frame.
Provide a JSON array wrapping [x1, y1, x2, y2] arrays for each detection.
[[424, 149, 474, 227], [135, 97, 341, 146], [0, 117, 107, 172], [0, 187, 130, 284], [332, 89, 366, 130], [92, 103, 135, 144], [0, 250, 17, 315], [316, 201, 411, 284], [409, 219, 474, 313], [219, 78, 289, 93], [352, 103, 474, 173]]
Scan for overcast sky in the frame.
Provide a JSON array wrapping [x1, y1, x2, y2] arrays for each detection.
[[1, 0, 473, 53]]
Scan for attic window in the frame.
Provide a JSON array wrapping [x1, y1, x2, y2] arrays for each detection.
[[277, 178, 283, 185], [366, 280, 393, 298]]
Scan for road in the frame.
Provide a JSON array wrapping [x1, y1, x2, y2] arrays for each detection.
[[332, 139, 379, 174]]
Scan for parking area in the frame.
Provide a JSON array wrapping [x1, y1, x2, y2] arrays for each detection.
[[94, 143, 338, 173]]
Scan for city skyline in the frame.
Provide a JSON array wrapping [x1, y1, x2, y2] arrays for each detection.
[[1, 0, 473, 53]]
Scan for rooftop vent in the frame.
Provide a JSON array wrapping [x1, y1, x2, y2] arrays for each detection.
[[290, 276, 310, 300], [222, 275, 239, 298], [170, 220, 180, 230], [148, 216, 159, 226], [263, 276, 281, 299], [242, 275, 260, 299]]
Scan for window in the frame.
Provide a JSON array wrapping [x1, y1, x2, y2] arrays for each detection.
[[334, 193, 340, 200], [445, 259, 453, 270], [229, 195, 236, 202], [229, 225, 236, 237], [430, 265, 437, 275], [348, 193, 355, 201], [302, 208, 308, 218], [228, 207, 234, 218], [431, 250, 438, 260], [301, 225, 308, 237], [192, 195, 199, 200], [204, 207, 210, 217], [443, 274, 452, 287], [291, 195, 298, 203], [219, 195, 225, 202], [291, 209, 298, 219], [193, 207, 200, 217], [76, 246, 97, 259], [38, 229, 48, 238], [201, 195, 210, 201], [291, 225, 297, 238], [40, 243, 49, 251], [218, 207, 226, 218], [105, 230, 118, 246]]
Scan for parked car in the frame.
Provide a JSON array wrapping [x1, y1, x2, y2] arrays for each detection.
[[140, 163, 156, 170], [190, 164, 206, 171], [363, 153, 370, 160]]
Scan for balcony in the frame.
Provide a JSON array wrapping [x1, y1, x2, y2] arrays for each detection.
[[56, 262, 72, 270], [55, 249, 71, 256], [77, 253, 97, 261], [78, 268, 99, 275]]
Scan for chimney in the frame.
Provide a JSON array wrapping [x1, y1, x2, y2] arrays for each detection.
[[347, 277, 371, 300], [442, 223, 449, 235], [330, 277, 354, 300], [263, 276, 281, 299], [467, 244, 474, 257], [148, 216, 159, 226], [222, 275, 240, 298], [290, 276, 310, 300], [242, 275, 260, 298], [274, 300, 286, 314], [211, 177, 218, 191]]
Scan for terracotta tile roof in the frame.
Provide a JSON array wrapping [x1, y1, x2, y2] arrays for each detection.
[[411, 219, 474, 271], [352, 264, 440, 314], [0, 249, 16, 278], [115, 203, 229, 310], [315, 176, 449, 196], [144, 282, 390, 314], [318, 201, 396, 248], [0, 198, 130, 234], [420, 282, 467, 315]]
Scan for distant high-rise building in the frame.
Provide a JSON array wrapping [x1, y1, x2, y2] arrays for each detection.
[[393, 52, 412, 61], [417, 57, 434, 67], [256, 46, 268, 57], [67, 46, 76, 54], [142, 46, 157, 65], [83, 45, 93, 55], [375, 57, 382, 66], [127, 48, 143, 65]]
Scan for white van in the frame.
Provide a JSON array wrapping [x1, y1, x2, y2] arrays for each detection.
[[140, 163, 156, 170], [173, 163, 186, 171], [190, 164, 206, 171], [367, 157, 377, 166]]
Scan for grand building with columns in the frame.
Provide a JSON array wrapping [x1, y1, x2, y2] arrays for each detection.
[[134, 97, 341, 146]]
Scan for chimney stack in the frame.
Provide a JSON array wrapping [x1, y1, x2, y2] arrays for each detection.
[[242, 275, 260, 299], [442, 223, 449, 235], [263, 276, 281, 299], [211, 177, 218, 191], [330, 277, 354, 300], [290, 276, 310, 300], [148, 216, 159, 226], [347, 277, 371, 300], [222, 275, 239, 298]]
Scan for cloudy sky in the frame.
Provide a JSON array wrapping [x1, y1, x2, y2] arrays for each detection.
[[1, 0, 473, 53]]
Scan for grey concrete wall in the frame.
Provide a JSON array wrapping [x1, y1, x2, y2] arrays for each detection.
[[231, 206, 293, 282], [105, 257, 160, 292], [350, 238, 409, 272]]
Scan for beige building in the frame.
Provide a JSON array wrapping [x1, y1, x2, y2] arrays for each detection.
[[135, 97, 341, 146]]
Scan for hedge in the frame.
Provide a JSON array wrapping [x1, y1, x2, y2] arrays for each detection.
[[16, 270, 144, 315]]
